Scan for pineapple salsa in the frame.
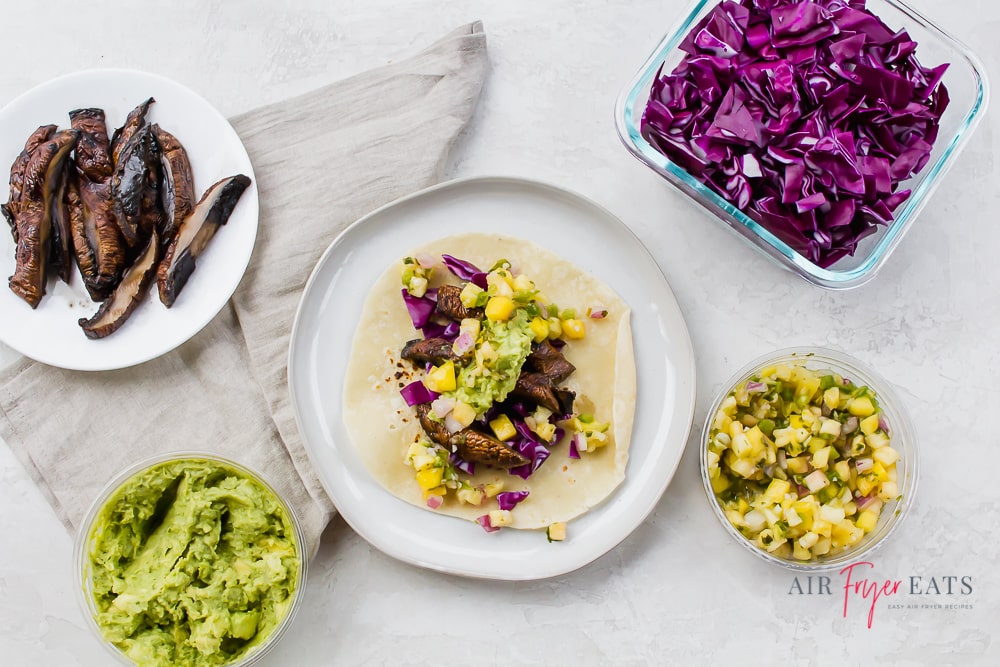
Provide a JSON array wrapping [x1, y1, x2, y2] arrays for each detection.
[[707, 362, 901, 562], [398, 253, 613, 539]]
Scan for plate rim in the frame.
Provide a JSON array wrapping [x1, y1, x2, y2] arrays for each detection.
[[288, 174, 697, 580], [0, 67, 259, 371]]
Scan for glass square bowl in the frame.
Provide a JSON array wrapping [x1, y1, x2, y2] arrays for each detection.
[[615, 0, 989, 289]]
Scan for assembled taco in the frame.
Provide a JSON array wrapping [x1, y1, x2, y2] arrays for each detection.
[[343, 233, 636, 535]]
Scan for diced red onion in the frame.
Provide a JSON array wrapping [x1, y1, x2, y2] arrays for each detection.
[[426, 495, 443, 509], [400, 381, 438, 406], [855, 494, 876, 510], [746, 381, 767, 394], [431, 396, 455, 418], [415, 252, 437, 267], [476, 514, 500, 533], [453, 332, 475, 355], [588, 304, 608, 319], [855, 457, 874, 473], [444, 415, 464, 433], [777, 449, 787, 470], [843, 416, 859, 434], [878, 416, 891, 434], [496, 491, 530, 511]]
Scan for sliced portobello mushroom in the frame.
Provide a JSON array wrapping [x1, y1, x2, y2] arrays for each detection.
[[413, 404, 529, 468], [401, 337, 461, 365], [435, 284, 482, 321], [510, 372, 576, 415], [151, 124, 194, 242], [79, 229, 158, 339], [157, 173, 250, 307], [111, 124, 160, 247], [109, 97, 153, 166], [3, 124, 57, 233], [69, 107, 125, 301], [525, 340, 576, 384], [48, 161, 73, 283], [8, 130, 78, 308]]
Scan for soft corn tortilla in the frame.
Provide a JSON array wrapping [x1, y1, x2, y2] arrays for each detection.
[[343, 234, 636, 528]]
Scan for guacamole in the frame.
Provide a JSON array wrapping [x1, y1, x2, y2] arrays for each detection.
[[86, 459, 301, 667], [451, 308, 534, 414]]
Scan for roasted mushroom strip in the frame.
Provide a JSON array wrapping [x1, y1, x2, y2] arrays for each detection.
[[525, 340, 576, 384], [109, 97, 153, 166], [7, 129, 78, 308], [79, 230, 159, 339], [152, 124, 194, 242], [414, 404, 530, 468], [511, 372, 576, 415], [69, 108, 125, 300], [2, 124, 56, 236], [454, 430, 530, 469], [435, 284, 482, 321], [112, 125, 161, 247], [48, 161, 73, 283], [401, 337, 460, 365], [158, 174, 250, 307]]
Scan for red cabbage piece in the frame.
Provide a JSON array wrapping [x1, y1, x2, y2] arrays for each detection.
[[441, 254, 488, 289], [496, 491, 530, 511], [399, 380, 438, 406], [509, 419, 552, 480], [641, 0, 949, 268], [449, 451, 476, 476], [421, 319, 460, 341], [401, 288, 437, 329]]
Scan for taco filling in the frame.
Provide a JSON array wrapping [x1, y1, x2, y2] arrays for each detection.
[[343, 234, 636, 538]]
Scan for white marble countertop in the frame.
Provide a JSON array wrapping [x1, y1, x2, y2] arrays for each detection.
[[2, 1, 998, 664]]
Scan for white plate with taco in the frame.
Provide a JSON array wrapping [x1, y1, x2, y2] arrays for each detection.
[[288, 176, 695, 579]]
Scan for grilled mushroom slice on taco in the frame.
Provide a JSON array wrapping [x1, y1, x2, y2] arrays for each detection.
[[343, 234, 636, 534]]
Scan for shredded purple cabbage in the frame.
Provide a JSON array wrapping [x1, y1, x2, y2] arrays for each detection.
[[641, 0, 949, 267], [399, 380, 438, 406], [509, 419, 551, 480], [401, 288, 437, 329], [441, 254, 488, 289], [421, 319, 460, 341], [496, 490, 530, 511], [449, 451, 476, 476]]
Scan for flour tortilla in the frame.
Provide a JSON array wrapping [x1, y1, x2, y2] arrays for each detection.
[[343, 233, 635, 528]]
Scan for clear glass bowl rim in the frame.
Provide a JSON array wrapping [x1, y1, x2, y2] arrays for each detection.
[[73, 450, 309, 667], [698, 346, 919, 571]]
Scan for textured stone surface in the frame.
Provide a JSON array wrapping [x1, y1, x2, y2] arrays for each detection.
[[1, 0, 998, 664]]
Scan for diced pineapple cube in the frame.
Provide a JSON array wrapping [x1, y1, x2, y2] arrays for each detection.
[[857, 475, 878, 497], [871, 461, 889, 482], [460, 317, 481, 339], [485, 296, 515, 322], [873, 446, 899, 466], [405, 441, 428, 463], [860, 414, 880, 435], [819, 504, 846, 524], [546, 522, 567, 542], [456, 485, 485, 505], [811, 446, 832, 470], [546, 317, 562, 339], [732, 433, 752, 458], [798, 531, 820, 549], [451, 401, 477, 428], [529, 317, 549, 342], [423, 486, 446, 500], [727, 455, 758, 479], [764, 479, 791, 503], [796, 376, 821, 405], [488, 510, 513, 527], [834, 460, 851, 482], [416, 467, 444, 491], [867, 432, 890, 449], [878, 481, 899, 501], [460, 282, 485, 308], [823, 387, 840, 409], [789, 415, 804, 430], [562, 318, 586, 339], [773, 364, 792, 381], [832, 519, 864, 547], [483, 482, 504, 498], [512, 274, 535, 293], [812, 519, 833, 537], [477, 341, 498, 366], [819, 418, 842, 439], [745, 426, 764, 454], [487, 272, 514, 297], [848, 397, 875, 417], [793, 542, 813, 561], [424, 361, 456, 392], [489, 414, 517, 441], [725, 509, 744, 527], [743, 510, 767, 532], [786, 456, 810, 474], [813, 536, 832, 556], [856, 510, 879, 533], [804, 469, 829, 493], [785, 508, 803, 527], [534, 422, 556, 442], [410, 453, 437, 472]]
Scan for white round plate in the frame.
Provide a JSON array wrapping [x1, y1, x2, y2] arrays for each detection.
[[0, 69, 258, 371], [289, 176, 695, 580]]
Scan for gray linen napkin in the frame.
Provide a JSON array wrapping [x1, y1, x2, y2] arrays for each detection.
[[0, 22, 487, 558]]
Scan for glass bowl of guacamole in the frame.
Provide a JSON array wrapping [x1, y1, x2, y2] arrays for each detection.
[[75, 453, 306, 667]]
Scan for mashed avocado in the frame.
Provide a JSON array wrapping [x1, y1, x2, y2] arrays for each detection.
[[86, 459, 300, 667], [452, 309, 534, 414]]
